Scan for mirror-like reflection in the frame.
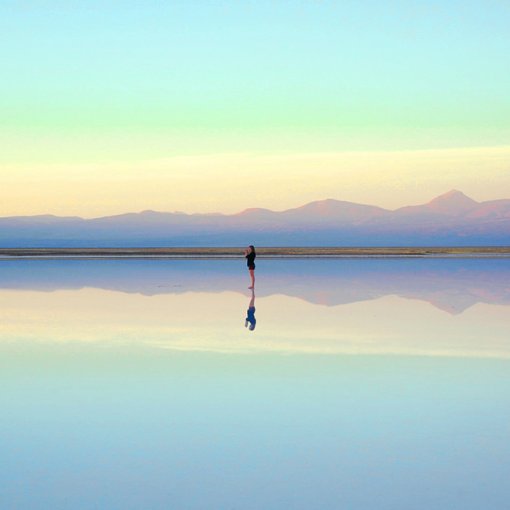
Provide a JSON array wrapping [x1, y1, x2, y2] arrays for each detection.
[[1, 258, 509, 509], [245, 289, 256, 331], [0, 259, 509, 357], [0, 258, 509, 313]]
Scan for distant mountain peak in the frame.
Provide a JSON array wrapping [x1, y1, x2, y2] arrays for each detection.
[[443, 189, 464, 196], [429, 189, 477, 204], [295, 198, 344, 210], [236, 207, 275, 216], [425, 190, 478, 214], [289, 198, 385, 212]]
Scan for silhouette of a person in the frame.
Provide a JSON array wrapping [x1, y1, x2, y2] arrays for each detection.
[[245, 289, 256, 331], [243, 245, 256, 289]]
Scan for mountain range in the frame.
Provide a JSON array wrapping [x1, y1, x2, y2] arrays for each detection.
[[1, 190, 509, 247]]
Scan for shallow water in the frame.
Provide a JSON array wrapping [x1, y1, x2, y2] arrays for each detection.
[[1, 259, 509, 509]]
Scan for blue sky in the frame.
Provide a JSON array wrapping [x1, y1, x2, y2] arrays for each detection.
[[1, 0, 509, 215]]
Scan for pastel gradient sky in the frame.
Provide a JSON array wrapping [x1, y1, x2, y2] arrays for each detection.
[[1, 0, 509, 216]]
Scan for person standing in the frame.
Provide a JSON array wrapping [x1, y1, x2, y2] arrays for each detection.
[[244, 245, 256, 289]]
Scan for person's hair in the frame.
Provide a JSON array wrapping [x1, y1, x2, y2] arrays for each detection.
[[249, 245, 256, 255]]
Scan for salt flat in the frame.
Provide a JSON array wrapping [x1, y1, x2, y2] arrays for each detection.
[[1, 258, 509, 509]]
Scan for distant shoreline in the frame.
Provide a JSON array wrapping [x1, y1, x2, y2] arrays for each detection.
[[1, 247, 509, 259]]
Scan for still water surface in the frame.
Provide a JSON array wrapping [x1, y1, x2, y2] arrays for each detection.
[[1, 259, 509, 509]]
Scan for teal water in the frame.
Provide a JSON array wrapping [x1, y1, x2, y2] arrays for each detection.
[[0, 259, 509, 509]]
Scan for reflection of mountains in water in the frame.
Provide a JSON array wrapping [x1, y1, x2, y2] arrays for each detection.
[[1, 258, 509, 315]]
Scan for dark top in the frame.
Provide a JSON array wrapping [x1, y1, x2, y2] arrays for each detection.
[[246, 251, 256, 268]]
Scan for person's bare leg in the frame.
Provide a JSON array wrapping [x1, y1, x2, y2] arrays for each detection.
[[249, 269, 255, 289]]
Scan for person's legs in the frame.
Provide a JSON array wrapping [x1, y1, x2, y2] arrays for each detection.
[[249, 269, 255, 288]]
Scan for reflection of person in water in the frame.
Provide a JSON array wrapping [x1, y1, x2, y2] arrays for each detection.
[[243, 245, 256, 289], [245, 289, 256, 331]]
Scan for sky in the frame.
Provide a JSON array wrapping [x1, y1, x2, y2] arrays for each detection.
[[1, 0, 509, 217]]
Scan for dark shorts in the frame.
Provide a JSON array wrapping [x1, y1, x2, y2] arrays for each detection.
[[248, 265, 255, 270]]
